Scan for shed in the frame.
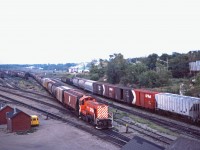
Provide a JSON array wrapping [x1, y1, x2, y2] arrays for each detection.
[[7, 108, 31, 132], [166, 136, 200, 150], [121, 136, 164, 150], [0, 105, 13, 125]]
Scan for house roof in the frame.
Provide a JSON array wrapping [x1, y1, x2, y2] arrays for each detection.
[[0, 103, 6, 110], [7, 108, 30, 119], [122, 136, 164, 150], [0, 105, 13, 112], [166, 136, 200, 150]]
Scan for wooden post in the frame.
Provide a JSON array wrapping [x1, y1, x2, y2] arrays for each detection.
[[126, 124, 128, 133]]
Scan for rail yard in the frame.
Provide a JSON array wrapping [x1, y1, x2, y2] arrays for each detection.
[[0, 70, 200, 150]]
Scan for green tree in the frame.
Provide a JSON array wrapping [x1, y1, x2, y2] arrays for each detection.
[[170, 54, 189, 78], [89, 60, 100, 80], [106, 53, 127, 84], [139, 70, 160, 88], [144, 53, 158, 70], [121, 63, 147, 85]]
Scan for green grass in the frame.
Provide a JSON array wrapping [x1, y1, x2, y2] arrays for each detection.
[[111, 108, 177, 136]]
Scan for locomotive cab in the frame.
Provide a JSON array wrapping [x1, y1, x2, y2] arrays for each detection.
[[79, 96, 113, 129]]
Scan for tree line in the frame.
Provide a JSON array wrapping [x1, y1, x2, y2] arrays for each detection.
[[89, 50, 200, 89]]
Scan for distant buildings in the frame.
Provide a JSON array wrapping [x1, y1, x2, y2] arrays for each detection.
[[68, 62, 89, 73], [189, 60, 200, 72]]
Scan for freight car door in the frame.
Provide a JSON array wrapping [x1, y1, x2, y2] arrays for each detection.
[[140, 92, 145, 107]]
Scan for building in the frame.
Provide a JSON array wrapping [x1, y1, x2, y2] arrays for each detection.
[[68, 62, 90, 73], [0, 105, 13, 125], [68, 67, 79, 73], [189, 60, 200, 72], [166, 136, 200, 150], [7, 108, 31, 132], [122, 136, 164, 150]]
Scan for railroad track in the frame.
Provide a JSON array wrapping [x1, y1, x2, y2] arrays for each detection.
[[0, 78, 15, 88], [0, 85, 172, 146], [3, 78, 21, 89], [57, 77, 200, 140], [93, 95, 200, 140], [0, 88, 130, 147], [115, 118, 174, 145], [0, 85, 55, 100]]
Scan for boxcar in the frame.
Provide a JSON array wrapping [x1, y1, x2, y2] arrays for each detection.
[[42, 78, 52, 89], [115, 86, 134, 104], [47, 81, 56, 93], [93, 82, 104, 96], [61, 77, 73, 85], [63, 89, 84, 113], [103, 84, 116, 99], [51, 83, 62, 97], [55, 86, 71, 103], [133, 89, 158, 109], [155, 93, 200, 121]]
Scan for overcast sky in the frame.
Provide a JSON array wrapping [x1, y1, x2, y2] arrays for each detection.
[[0, 0, 200, 64]]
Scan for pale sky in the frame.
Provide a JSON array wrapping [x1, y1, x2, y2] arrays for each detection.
[[0, 0, 200, 64]]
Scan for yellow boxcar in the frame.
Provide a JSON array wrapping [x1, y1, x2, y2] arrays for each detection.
[[31, 115, 39, 126]]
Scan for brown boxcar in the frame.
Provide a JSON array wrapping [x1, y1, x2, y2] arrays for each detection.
[[51, 83, 62, 97], [0, 105, 13, 125], [47, 81, 56, 93], [115, 86, 134, 104], [63, 89, 84, 113], [133, 89, 158, 109], [103, 84, 116, 99], [93, 82, 104, 96], [7, 108, 31, 132], [55, 86, 71, 103]]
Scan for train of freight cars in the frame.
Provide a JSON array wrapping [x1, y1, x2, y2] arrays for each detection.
[[3, 70, 29, 80], [3, 70, 200, 123], [30, 73, 113, 129], [61, 76, 200, 123]]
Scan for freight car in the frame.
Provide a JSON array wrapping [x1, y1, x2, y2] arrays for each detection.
[[5, 70, 29, 79], [0, 71, 5, 79], [155, 93, 200, 122], [61, 76, 200, 122], [31, 74, 113, 129]]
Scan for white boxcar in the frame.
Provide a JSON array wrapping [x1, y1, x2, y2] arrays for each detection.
[[155, 93, 200, 121], [84, 80, 95, 93]]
